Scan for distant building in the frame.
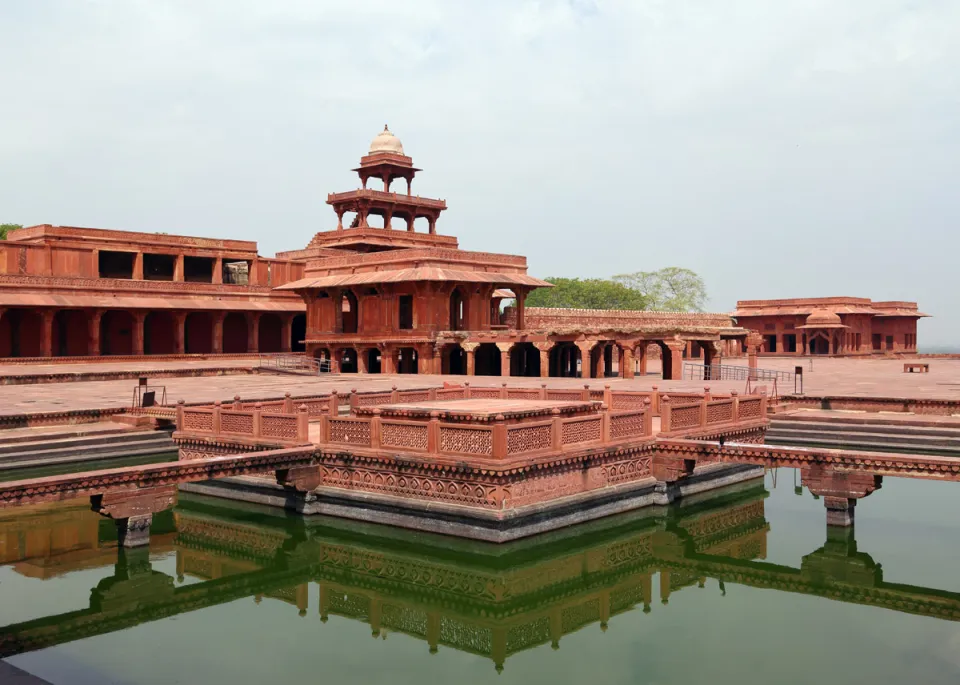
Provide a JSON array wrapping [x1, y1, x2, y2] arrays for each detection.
[[732, 298, 928, 356]]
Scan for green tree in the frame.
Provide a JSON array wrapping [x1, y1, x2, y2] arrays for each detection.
[[613, 267, 707, 312], [525, 277, 650, 310], [0, 223, 21, 240]]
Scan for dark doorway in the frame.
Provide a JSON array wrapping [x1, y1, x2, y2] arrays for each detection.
[[366, 348, 382, 374], [510, 343, 540, 377], [291, 314, 306, 352], [475, 343, 501, 376]]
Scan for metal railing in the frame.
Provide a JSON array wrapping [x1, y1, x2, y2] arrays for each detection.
[[258, 353, 337, 375], [683, 362, 795, 384]]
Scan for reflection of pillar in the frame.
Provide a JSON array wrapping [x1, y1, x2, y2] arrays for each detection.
[[247, 312, 261, 353], [497, 343, 511, 377], [132, 311, 146, 355], [463, 343, 477, 376], [659, 571, 671, 605]]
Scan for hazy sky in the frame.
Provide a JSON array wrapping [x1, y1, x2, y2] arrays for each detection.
[[1, 1, 957, 345]]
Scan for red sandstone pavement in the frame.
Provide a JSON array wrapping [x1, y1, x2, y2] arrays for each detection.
[[1, 357, 959, 417], [0, 357, 259, 376]]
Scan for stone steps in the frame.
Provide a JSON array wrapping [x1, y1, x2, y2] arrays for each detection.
[[0, 429, 177, 472], [767, 416, 960, 456]]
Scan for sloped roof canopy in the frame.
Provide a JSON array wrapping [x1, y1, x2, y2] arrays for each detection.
[[276, 268, 551, 290]]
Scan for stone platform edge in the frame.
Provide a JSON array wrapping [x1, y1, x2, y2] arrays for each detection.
[[0, 365, 258, 386], [180, 463, 764, 543]]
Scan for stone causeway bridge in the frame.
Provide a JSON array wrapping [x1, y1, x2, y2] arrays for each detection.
[[2, 382, 960, 545], [1, 488, 959, 669]]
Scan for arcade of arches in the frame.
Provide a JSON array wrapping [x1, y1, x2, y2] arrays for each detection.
[[302, 337, 742, 379], [0, 307, 306, 358]]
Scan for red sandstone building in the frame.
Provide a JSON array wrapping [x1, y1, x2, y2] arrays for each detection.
[[733, 298, 927, 356], [0, 126, 752, 378]]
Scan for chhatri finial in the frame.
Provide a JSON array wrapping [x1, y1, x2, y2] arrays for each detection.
[[384, 124, 389, 131]]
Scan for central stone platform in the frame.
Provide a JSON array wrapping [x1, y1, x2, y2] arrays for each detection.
[[356, 398, 597, 421]]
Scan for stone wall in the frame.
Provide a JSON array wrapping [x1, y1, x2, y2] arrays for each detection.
[[504, 307, 735, 330]]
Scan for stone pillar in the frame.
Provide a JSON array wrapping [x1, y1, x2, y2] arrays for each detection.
[[90, 310, 103, 356], [745, 332, 762, 380], [575, 342, 593, 379], [280, 314, 293, 353], [637, 343, 648, 375], [535, 342, 553, 378], [132, 252, 144, 280], [132, 311, 146, 356], [463, 343, 477, 376], [824, 497, 857, 527], [382, 346, 397, 374], [497, 343, 512, 377], [515, 289, 526, 331], [173, 254, 184, 282], [621, 345, 635, 379], [358, 349, 369, 374], [213, 257, 223, 284], [212, 312, 225, 354], [663, 340, 686, 381], [173, 313, 186, 354], [41, 309, 55, 357], [247, 312, 261, 354]]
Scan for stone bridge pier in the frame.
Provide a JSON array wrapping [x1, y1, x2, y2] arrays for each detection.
[[800, 466, 883, 528], [90, 485, 178, 548]]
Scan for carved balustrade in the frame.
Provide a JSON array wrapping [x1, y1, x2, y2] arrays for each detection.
[[659, 391, 768, 437]]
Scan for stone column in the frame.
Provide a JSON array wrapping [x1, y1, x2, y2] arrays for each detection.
[[173, 313, 186, 354], [213, 257, 223, 284], [663, 340, 686, 381], [173, 254, 184, 282], [745, 332, 762, 379], [382, 346, 397, 374], [496, 343, 512, 377], [463, 343, 477, 376], [636, 343, 648, 375], [575, 342, 594, 379], [247, 312, 261, 353], [621, 345, 635, 379], [41, 309, 55, 357], [132, 312, 146, 356], [280, 314, 293, 353], [212, 312, 225, 354], [132, 252, 144, 280], [358, 349, 369, 374], [90, 310, 103, 356], [535, 342, 553, 378]]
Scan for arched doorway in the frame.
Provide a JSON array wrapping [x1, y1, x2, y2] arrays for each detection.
[[291, 314, 306, 353], [655, 341, 675, 380], [365, 348, 382, 374], [52, 310, 89, 356], [101, 310, 135, 356], [258, 313, 282, 353], [222, 312, 248, 354], [809, 334, 830, 355], [549, 343, 580, 378], [144, 312, 176, 355], [449, 288, 466, 331], [397, 347, 418, 374], [510, 343, 540, 377], [442, 344, 466, 375], [340, 291, 358, 334], [475, 343, 501, 376], [338, 348, 358, 373], [185, 312, 214, 354]]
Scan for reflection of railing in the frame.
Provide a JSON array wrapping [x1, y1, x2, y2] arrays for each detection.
[[683, 362, 795, 384], [259, 353, 337, 375]]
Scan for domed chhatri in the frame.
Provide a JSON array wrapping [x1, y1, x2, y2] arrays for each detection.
[[369, 124, 404, 155], [802, 309, 846, 328]]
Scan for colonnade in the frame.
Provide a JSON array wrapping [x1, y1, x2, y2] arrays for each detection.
[[312, 338, 738, 380], [0, 307, 306, 358]]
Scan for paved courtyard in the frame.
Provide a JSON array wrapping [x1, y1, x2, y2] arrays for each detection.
[[0, 356, 958, 417]]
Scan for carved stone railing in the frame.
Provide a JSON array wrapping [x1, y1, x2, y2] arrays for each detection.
[[659, 392, 767, 436], [176, 400, 310, 446]]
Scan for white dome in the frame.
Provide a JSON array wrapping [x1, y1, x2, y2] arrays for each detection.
[[369, 125, 404, 155]]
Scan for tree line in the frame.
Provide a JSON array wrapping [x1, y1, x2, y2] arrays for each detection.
[[525, 267, 707, 312], [0, 223, 20, 240]]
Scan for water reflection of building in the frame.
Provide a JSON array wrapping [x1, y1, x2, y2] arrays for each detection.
[[4, 485, 960, 670]]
